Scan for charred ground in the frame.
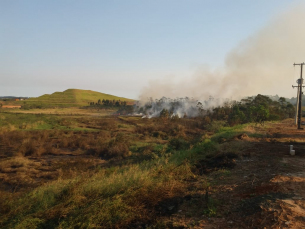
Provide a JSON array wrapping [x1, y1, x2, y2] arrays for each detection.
[[0, 95, 304, 228]]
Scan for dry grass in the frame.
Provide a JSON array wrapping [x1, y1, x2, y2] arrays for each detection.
[[0, 115, 211, 228], [0, 156, 39, 170], [0, 156, 195, 228], [0, 156, 43, 189], [2, 107, 114, 116]]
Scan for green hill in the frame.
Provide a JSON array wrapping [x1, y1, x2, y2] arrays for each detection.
[[20, 89, 134, 108]]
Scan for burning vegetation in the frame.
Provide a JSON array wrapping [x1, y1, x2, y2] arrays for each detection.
[[136, 94, 295, 126]]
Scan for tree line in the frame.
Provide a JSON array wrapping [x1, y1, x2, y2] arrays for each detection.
[[208, 94, 295, 125], [157, 94, 295, 126], [88, 99, 128, 107]]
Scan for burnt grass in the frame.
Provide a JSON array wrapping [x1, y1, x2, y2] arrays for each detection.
[[235, 192, 294, 217], [0, 114, 304, 228], [194, 152, 239, 174], [0, 115, 209, 227]]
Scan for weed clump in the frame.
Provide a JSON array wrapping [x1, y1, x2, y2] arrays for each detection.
[[107, 142, 131, 158], [98, 119, 117, 130], [206, 120, 227, 132], [19, 139, 38, 156], [169, 138, 190, 151], [103, 133, 131, 158]]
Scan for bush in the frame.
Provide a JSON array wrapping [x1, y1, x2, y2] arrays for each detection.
[[169, 138, 190, 151], [98, 133, 132, 158], [269, 114, 280, 121], [152, 131, 168, 140], [202, 116, 211, 125], [107, 143, 131, 158], [20, 139, 36, 156], [206, 120, 227, 132], [19, 139, 41, 156], [163, 123, 185, 137]]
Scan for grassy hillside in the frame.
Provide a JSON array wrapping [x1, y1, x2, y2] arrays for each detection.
[[18, 89, 134, 108]]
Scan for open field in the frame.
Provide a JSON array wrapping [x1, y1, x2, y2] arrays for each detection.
[[1, 89, 134, 108], [0, 109, 305, 228], [0, 107, 115, 116]]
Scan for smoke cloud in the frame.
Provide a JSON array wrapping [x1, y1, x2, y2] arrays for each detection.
[[139, 3, 305, 102]]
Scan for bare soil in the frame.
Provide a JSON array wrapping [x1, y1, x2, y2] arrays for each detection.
[[162, 120, 305, 228]]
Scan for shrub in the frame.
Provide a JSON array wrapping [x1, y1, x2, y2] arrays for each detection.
[[152, 131, 168, 140], [19, 139, 38, 156], [202, 116, 211, 125], [206, 120, 227, 132], [165, 123, 185, 137], [99, 119, 117, 131], [19, 139, 46, 157], [169, 138, 190, 151], [269, 114, 280, 121], [152, 131, 160, 138], [107, 143, 131, 158], [105, 133, 131, 158]]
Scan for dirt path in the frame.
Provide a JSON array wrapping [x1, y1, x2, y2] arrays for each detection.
[[163, 120, 305, 228]]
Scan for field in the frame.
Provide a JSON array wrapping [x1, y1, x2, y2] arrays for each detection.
[[2, 89, 134, 108], [0, 108, 305, 228], [0, 107, 114, 116]]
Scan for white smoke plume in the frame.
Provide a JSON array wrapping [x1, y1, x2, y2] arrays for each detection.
[[142, 97, 200, 118], [137, 96, 227, 118], [139, 3, 305, 104]]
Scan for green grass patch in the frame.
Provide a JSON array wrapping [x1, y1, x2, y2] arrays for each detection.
[[17, 89, 134, 108], [211, 124, 250, 143], [0, 133, 222, 228], [1, 156, 196, 228], [0, 113, 59, 130]]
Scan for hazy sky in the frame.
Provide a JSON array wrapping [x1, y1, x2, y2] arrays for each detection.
[[0, 0, 301, 98]]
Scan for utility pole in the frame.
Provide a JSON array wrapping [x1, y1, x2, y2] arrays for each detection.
[[295, 81, 300, 125], [292, 63, 305, 129]]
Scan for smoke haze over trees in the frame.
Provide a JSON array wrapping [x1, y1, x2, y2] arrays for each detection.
[[138, 94, 295, 126]]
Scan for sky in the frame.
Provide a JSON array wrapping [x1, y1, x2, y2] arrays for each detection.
[[0, 0, 302, 99]]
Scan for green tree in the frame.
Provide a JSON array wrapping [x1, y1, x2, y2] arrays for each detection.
[[252, 105, 269, 125], [228, 105, 245, 126]]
